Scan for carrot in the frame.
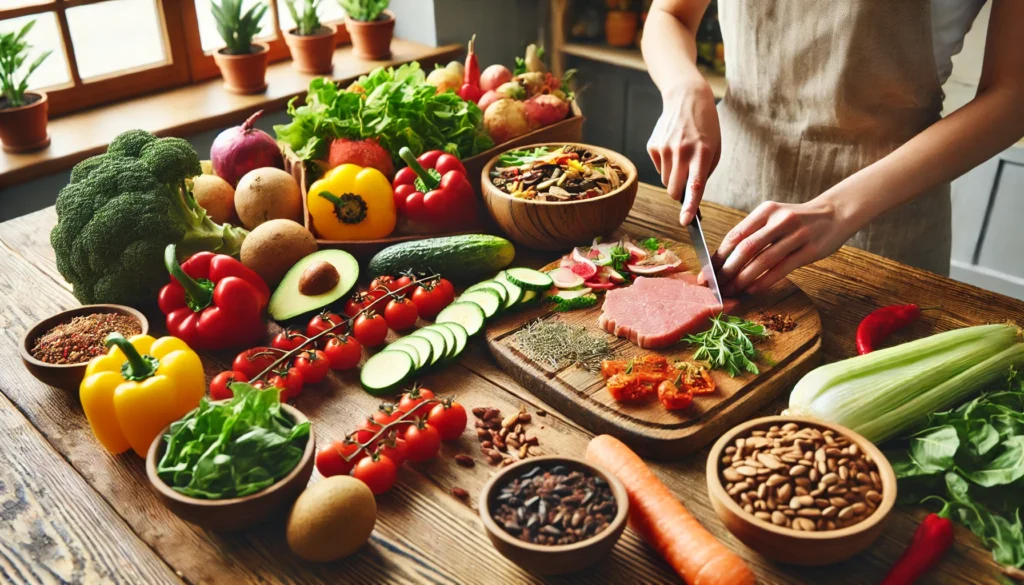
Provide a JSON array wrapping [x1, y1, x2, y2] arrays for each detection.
[[586, 435, 755, 585]]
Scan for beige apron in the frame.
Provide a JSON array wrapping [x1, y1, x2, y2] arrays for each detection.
[[703, 0, 952, 275]]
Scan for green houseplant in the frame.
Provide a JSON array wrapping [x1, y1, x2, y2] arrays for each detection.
[[211, 0, 271, 94], [339, 0, 394, 60], [0, 19, 53, 152], [283, 0, 338, 74]]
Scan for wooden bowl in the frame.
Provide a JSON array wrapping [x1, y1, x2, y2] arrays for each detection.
[[706, 416, 897, 566], [480, 143, 639, 251], [20, 304, 149, 391], [478, 456, 629, 575], [145, 404, 315, 532]]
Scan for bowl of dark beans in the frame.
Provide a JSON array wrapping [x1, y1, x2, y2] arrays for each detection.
[[478, 455, 629, 575]]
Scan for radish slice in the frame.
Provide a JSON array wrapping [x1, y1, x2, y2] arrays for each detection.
[[605, 267, 628, 283], [570, 248, 597, 278], [585, 280, 616, 291], [549, 267, 585, 290], [623, 241, 648, 261], [627, 259, 682, 275]]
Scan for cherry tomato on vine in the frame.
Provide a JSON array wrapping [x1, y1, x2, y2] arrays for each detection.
[[323, 334, 362, 370], [402, 419, 442, 462], [384, 296, 419, 331], [307, 311, 344, 338], [433, 278, 455, 304], [267, 366, 304, 401], [343, 291, 376, 318], [294, 349, 330, 384], [370, 275, 398, 293], [411, 282, 452, 320], [251, 380, 269, 390], [353, 312, 388, 347], [398, 386, 436, 414], [427, 400, 468, 441], [374, 431, 409, 466], [355, 416, 382, 444], [352, 453, 398, 494], [209, 370, 248, 401], [372, 402, 403, 427], [232, 347, 278, 379], [271, 328, 307, 352], [316, 439, 362, 477], [393, 274, 413, 291]]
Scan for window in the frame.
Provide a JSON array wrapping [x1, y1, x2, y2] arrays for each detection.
[[0, 0, 351, 116]]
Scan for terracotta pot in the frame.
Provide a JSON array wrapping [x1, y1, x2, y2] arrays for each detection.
[[604, 10, 638, 47], [213, 42, 269, 95], [284, 24, 337, 74], [0, 92, 50, 153], [345, 10, 395, 60]]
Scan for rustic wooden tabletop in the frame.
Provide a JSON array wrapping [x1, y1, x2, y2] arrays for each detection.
[[1, 183, 1018, 584]]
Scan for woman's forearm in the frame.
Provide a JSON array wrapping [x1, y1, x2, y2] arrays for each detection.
[[642, 0, 710, 98]]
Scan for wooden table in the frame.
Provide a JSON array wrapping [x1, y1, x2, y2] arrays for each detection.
[[1, 183, 1019, 585]]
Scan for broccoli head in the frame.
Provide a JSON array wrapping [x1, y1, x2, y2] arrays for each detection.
[[51, 129, 249, 307]]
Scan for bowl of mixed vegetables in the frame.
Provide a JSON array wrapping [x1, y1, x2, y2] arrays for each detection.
[[480, 143, 638, 250]]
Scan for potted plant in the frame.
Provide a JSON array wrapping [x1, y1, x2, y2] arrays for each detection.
[[339, 0, 394, 60], [283, 0, 336, 74], [211, 0, 270, 94], [0, 20, 52, 153], [604, 1, 638, 48]]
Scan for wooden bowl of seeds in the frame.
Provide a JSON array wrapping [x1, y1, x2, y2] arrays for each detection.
[[478, 455, 629, 575], [706, 416, 897, 566]]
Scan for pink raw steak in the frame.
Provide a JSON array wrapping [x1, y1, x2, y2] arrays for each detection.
[[598, 274, 739, 349]]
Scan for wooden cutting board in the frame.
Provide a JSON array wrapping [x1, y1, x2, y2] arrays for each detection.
[[485, 239, 823, 459]]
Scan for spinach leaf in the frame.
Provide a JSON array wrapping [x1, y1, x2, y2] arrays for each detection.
[[962, 436, 1024, 487], [909, 425, 959, 473], [156, 384, 310, 500]]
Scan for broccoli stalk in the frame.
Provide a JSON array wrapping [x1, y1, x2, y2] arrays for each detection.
[[171, 178, 247, 258]]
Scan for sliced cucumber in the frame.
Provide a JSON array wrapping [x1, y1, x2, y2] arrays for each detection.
[[422, 324, 457, 360], [435, 301, 486, 337], [360, 351, 414, 396], [494, 271, 523, 310], [520, 289, 539, 305], [409, 328, 447, 367], [505, 267, 554, 292], [437, 322, 468, 361], [384, 342, 422, 370], [392, 335, 433, 369], [459, 288, 503, 319], [464, 280, 508, 305]]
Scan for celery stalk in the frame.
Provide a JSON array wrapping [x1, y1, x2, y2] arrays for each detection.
[[787, 323, 1023, 444]]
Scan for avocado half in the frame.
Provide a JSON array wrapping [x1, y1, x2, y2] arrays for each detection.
[[269, 249, 359, 322]]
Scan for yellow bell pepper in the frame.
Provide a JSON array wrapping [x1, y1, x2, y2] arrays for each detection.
[[80, 333, 205, 457], [307, 163, 396, 240]]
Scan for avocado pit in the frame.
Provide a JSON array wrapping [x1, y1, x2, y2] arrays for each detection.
[[299, 261, 341, 296]]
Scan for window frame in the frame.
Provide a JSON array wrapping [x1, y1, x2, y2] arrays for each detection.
[[0, 0, 192, 117]]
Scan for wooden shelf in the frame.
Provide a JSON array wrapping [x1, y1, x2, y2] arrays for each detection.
[[0, 40, 461, 189], [561, 42, 727, 99]]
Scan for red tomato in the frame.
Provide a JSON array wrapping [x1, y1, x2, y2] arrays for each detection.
[[343, 291, 376, 318], [352, 453, 398, 494], [402, 420, 442, 462], [365, 287, 388, 304], [232, 347, 278, 379], [267, 366, 304, 402], [323, 334, 362, 370], [411, 283, 451, 320], [271, 328, 307, 352], [427, 400, 468, 441], [384, 296, 419, 331], [657, 380, 693, 411], [316, 440, 362, 477], [372, 402, 403, 427], [433, 278, 455, 304], [294, 349, 330, 384], [307, 311, 344, 338], [355, 417, 382, 444], [209, 370, 248, 401], [397, 386, 436, 414], [374, 431, 409, 466], [370, 275, 397, 293], [392, 274, 413, 292], [353, 312, 388, 347]]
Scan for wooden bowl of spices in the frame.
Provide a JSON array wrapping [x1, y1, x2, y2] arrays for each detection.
[[20, 305, 148, 391], [478, 455, 629, 575], [706, 416, 897, 565]]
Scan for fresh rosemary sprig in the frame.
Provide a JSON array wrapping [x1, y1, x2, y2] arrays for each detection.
[[682, 314, 769, 377]]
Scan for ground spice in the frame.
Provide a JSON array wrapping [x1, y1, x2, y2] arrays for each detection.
[[511, 318, 612, 372], [31, 312, 142, 364], [757, 311, 796, 333]]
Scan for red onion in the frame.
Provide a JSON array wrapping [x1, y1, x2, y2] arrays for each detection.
[[211, 110, 284, 187]]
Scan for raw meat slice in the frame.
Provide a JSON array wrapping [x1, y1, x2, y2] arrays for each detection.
[[598, 274, 739, 349]]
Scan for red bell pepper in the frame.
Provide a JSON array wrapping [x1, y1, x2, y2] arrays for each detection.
[[392, 147, 477, 232], [157, 244, 269, 350]]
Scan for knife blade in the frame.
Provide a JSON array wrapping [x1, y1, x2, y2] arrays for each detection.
[[686, 210, 723, 304]]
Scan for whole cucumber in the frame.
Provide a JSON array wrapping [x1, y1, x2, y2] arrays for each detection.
[[368, 235, 515, 282]]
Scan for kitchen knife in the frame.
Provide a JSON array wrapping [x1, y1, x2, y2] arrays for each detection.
[[686, 210, 723, 304]]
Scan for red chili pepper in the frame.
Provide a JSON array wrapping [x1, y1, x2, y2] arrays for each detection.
[[458, 34, 481, 103], [856, 304, 927, 355], [392, 146, 477, 232], [879, 513, 954, 585], [157, 244, 269, 350]]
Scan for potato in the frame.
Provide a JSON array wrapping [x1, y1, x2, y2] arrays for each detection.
[[286, 476, 376, 562], [192, 174, 236, 224], [240, 219, 317, 286], [234, 167, 302, 230]]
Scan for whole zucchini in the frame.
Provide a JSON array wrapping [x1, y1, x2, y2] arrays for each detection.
[[368, 235, 515, 282]]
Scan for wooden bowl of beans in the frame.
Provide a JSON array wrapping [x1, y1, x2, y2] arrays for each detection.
[[706, 416, 897, 566], [20, 305, 148, 391]]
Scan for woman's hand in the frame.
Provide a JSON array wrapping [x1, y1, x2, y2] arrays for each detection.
[[711, 198, 857, 296], [647, 80, 721, 227]]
